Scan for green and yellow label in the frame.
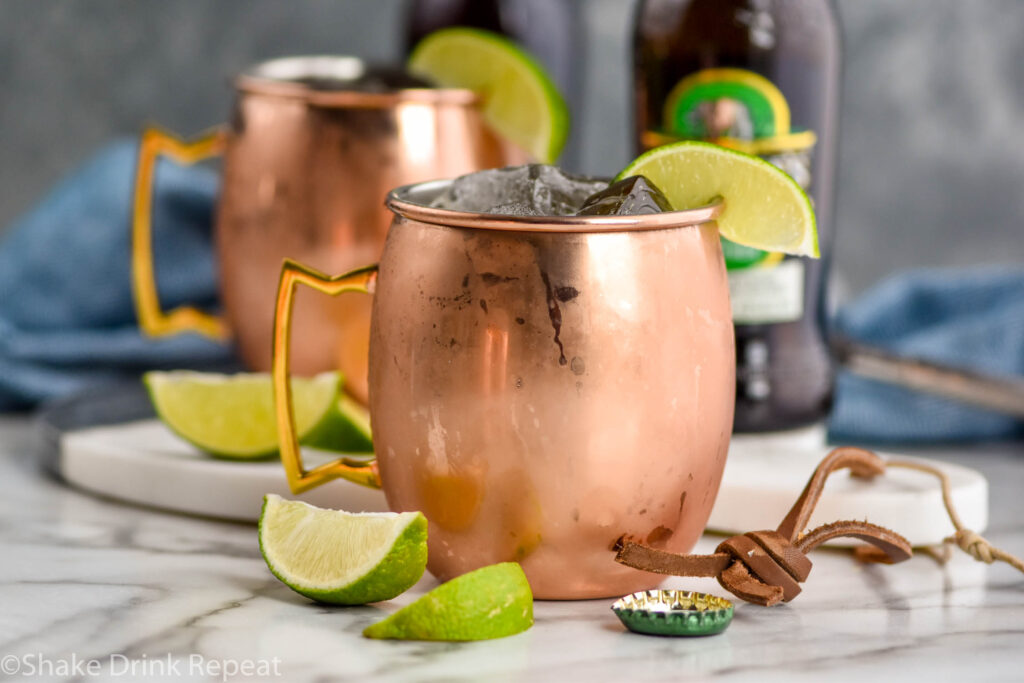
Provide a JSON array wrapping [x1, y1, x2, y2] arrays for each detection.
[[660, 67, 816, 157]]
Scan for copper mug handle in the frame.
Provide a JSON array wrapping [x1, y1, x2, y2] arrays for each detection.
[[131, 126, 229, 340], [272, 258, 382, 493]]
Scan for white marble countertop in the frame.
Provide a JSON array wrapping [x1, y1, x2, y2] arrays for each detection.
[[1, 414, 1022, 682]]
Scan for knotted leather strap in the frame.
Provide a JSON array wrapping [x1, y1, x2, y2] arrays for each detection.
[[615, 447, 914, 606]]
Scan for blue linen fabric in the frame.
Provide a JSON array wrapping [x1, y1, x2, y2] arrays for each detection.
[[828, 266, 1024, 444], [0, 140, 237, 410]]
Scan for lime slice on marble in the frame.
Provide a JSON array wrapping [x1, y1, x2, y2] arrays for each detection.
[[617, 140, 818, 257], [259, 495, 427, 605], [408, 27, 569, 163], [363, 562, 533, 641], [143, 370, 342, 460]]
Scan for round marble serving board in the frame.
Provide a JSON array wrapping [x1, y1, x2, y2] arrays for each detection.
[[36, 383, 389, 521], [38, 386, 988, 546]]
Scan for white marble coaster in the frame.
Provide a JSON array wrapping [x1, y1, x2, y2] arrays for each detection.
[[60, 419, 988, 547], [60, 419, 389, 521], [709, 436, 989, 547]]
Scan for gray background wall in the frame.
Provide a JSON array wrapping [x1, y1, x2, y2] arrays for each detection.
[[2, 0, 1022, 299]]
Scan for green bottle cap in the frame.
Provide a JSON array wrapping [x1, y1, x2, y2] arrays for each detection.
[[611, 590, 734, 637]]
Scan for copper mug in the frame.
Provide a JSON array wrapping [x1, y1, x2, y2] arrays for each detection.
[[131, 56, 523, 402], [273, 178, 736, 599]]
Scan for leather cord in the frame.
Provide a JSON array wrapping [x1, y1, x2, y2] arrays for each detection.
[[615, 447, 914, 606], [883, 459, 1024, 573]]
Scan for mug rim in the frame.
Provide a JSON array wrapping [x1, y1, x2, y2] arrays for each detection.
[[235, 55, 479, 107], [386, 178, 724, 233]]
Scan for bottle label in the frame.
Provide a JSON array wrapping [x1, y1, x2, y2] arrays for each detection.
[[652, 67, 817, 325], [727, 259, 804, 324]]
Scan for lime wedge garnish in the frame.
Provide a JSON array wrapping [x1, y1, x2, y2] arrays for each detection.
[[259, 495, 427, 605], [617, 140, 818, 257], [302, 394, 374, 454], [363, 562, 533, 641], [143, 370, 342, 460], [408, 27, 569, 163]]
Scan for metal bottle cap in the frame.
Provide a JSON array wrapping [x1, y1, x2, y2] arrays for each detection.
[[611, 590, 734, 637]]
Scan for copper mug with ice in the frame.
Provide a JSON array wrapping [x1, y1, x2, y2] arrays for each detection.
[[130, 56, 523, 402], [273, 171, 735, 599]]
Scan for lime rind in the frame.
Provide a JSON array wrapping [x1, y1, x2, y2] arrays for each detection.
[[259, 495, 427, 605], [301, 394, 374, 454], [362, 562, 533, 641], [144, 371, 342, 460], [616, 140, 818, 258], [408, 27, 569, 163]]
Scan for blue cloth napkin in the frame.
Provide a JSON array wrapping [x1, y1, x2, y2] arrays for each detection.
[[0, 140, 237, 410], [828, 266, 1024, 444]]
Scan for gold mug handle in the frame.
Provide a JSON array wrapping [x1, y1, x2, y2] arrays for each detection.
[[273, 258, 382, 494], [131, 126, 230, 340]]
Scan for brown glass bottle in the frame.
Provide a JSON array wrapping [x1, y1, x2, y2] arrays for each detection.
[[633, 0, 840, 432]]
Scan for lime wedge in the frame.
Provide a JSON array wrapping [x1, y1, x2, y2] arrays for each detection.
[[259, 495, 427, 605], [363, 562, 533, 641], [143, 370, 341, 460], [408, 27, 569, 163], [616, 140, 818, 257], [302, 394, 374, 454]]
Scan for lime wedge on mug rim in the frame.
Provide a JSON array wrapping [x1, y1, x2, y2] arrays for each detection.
[[408, 27, 569, 163], [617, 140, 818, 257], [259, 495, 427, 605]]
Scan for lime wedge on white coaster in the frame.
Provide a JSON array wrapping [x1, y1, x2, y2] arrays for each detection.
[[144, 370, 343, 460], [409, 27, 569, 163], [617, 140, 818, 257], [259, 495, 427, 605], [302, 393, 374, 454]]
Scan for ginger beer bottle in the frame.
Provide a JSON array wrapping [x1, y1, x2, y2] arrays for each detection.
[[634, 0, 841, 432]]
